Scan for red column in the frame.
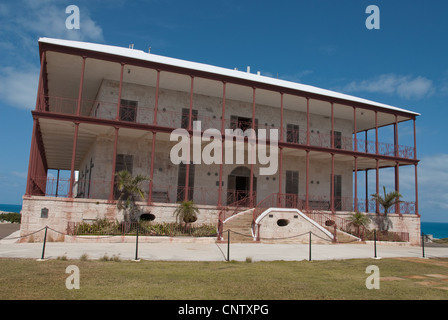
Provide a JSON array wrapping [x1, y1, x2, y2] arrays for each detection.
[[306, 98, 310, 146], [306, 150, 310, 211], [376, 159, 379, 214], [353, 107, 357, 152], [394, 115, 399, 157], [35, 51, 46, 111], [331, 103, 334, 149], [109, 127, 119, 201], [76, 56, 86, 116], [218, 81, 226, 207], [415, 164, 419, 216], [152, 70, 160, 125], [249, 87, 256, 207], [354, 156, 358, 212], [413, 118, 417, 160], [25, 119, 38, 196], [330, 153, 335, 213], [395, 162, 400, 214], [69, 122, 80, 198], [115, 63, 125, 120], [148, 132, 157, 204], [184, 76, 194, 201], [279, 93, 284, 196], [375, 111, 378, 154], [365, 169, 369, 212]]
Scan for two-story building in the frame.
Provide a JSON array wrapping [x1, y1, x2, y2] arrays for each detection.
[[20, 38, 421, 244]]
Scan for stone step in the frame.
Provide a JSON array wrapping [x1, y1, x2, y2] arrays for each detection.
[[221, 209, 255, 243]]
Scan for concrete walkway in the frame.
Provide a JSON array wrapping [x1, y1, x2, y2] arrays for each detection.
[[1, 230, 447, 261]]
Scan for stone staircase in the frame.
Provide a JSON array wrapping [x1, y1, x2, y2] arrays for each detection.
[[220, 208, 255, 243]]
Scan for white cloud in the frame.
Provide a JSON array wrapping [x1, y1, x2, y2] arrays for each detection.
[[418, 154, 448, 211], [17, 1, 104, 42], [0, 66, 39, 110], [342, 74, 434, 100]]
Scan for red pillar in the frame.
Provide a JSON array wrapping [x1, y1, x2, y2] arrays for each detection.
[[354, 156, 358, 212], [69, 122, 80, 198], [25, 119, 38, 196], [109, 127, 119, 201], [115, 63, 125, 120], [395, 162, 400, 214], [218, 81, 226, 207], [353, 107, 357, 152], [306, 98, 310, 146], [279, 93, 284, 196], [35, 51, 46, 111], [376, 159, 379, 214], [415, 164, 419, 216], [330, 153, 335, 213], [76, 56, 86, 116], [148, 132, 157, 204], [365, 169, 369, 212], [249, 87, 256, 207], [331, 103, 334, 149], [152, 70, 160, 125], [394, 115, 399, 157], [306, 150, 310, 211], [375, 111, 378, 154], [184, 76, 194, 201]]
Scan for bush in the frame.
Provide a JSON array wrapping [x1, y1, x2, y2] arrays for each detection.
[[72, 218, 217, 237], [0, 212, 21, 224]]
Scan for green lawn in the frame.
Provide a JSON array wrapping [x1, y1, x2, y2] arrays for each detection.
[[1, 257, 447, 300]]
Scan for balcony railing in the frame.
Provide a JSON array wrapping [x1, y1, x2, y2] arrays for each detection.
[[37, 95, 416, 160]]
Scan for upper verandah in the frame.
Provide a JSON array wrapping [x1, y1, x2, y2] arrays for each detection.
[[37, 37, 419, 119]]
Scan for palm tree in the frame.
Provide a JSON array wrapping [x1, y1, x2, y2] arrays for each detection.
[[173, 200, 199, 231], [115, 170, 149, 223], [371, 186, 402, 215], [347, 212, 370, 238]]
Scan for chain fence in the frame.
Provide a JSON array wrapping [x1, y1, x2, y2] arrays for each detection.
[[1, 225, 446, 262]]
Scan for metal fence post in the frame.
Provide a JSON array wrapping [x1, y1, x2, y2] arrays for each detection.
[[421, 232, 425, 258], [227, 230, 230, 262], [40, 226, 48, 260], [308, 231, 312, 261], [374, 229, 377, 259], [134, 224, 139, 261]]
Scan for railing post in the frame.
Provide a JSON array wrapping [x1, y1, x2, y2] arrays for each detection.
[[227, 229, 230, 262], [308, 231, 312, 261], [39, 226, 48, 261], [133, 224, 140, 261], [373, 229, 378, 259], [421, 232, 426, 258]]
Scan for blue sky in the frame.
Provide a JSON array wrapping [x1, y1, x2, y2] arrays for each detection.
[[0, 0, 447, 222]]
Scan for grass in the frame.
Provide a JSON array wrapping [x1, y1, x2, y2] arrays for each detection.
[[1, 257, 448, 300]]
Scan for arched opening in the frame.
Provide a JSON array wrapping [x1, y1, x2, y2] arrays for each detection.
[[227, 166, 257, 206]]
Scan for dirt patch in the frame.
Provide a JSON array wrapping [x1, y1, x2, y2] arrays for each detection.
[[0, 223, 20, 239]]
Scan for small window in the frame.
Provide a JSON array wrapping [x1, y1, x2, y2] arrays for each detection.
[[120, 99, 137, 122], [286, 124, 299, 143]]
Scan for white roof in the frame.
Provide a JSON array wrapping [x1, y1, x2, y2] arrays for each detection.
[[39, 37, 419, 116]]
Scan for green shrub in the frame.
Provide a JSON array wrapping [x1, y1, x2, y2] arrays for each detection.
[[0, 212, 21, 224]]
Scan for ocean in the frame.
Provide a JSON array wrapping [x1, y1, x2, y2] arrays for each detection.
[[0, 204, 22, 213], [421, 222, 448, 239]]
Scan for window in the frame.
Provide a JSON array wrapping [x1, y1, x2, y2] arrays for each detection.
[[332, 131, 342, 149], [331, 174, 342, 211], [120, 99, 137, 122], [286, 124, 299, 143], [181, 108, 198, 129], [230, 115, 258, 136], [285, 170, 299, 195], [177, 162, 195, 201]]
